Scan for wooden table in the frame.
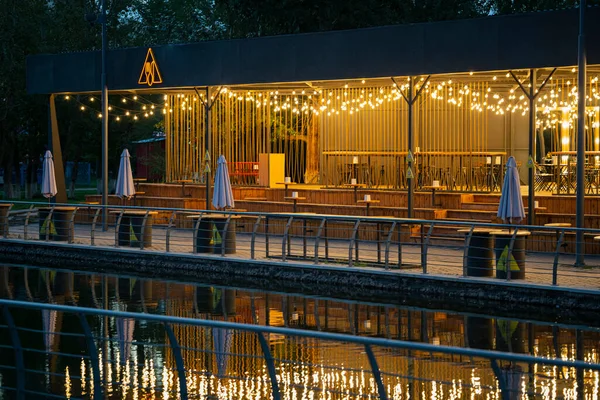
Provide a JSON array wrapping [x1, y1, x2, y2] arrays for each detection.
[[489, 230, 531, 279], [38, 207, 78, 242], [420, 185, 446, 207], [276, 181, 296, 197], [174, 179, 193, 197], [544, 223, 571, 251], [357, 199, 379, 216], [110, 210, 158, 248], [343, 183, 365, 202], [284, 196, 306, 213], [186, 214, 241, 254], [133, 178, 147, 203], [0, 203, 13, 236], [133, 178, 147, 187]]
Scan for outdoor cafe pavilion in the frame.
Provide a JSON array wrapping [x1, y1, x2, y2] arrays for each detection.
[[27, 6, 600, 206]]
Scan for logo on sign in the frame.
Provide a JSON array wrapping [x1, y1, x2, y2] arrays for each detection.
[[138, 48, 162, 87]]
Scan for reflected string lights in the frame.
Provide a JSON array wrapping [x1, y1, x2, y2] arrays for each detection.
[[64, 327, 600, 400]]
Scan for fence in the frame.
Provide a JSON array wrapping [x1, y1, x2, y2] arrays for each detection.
[[1, 299, 599, 399], [1, 201, 600, 290]]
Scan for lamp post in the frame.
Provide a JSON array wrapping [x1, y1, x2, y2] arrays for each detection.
[[88, 1, 108, 230], [100, 0, 108, 231], [575, 0, 586, 267]]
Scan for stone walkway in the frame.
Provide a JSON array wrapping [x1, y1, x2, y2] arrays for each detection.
[[4, 220, 600, 292]]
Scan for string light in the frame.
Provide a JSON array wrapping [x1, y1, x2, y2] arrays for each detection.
[[62, 68, 599, 131]]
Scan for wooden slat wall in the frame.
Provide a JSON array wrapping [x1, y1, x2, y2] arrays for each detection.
[[165, 91, 319, 184]]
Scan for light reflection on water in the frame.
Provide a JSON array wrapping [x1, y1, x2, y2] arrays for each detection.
[[0, 265, 599, 399]]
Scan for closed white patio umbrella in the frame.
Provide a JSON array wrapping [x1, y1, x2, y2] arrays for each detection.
[[115, 149, 135, 200], [116, 317, 135, 365], [497, 156, 525, 224], [212, 155, 234, 210], [213, 327, 232, 378], [41, 150, 57, 203]]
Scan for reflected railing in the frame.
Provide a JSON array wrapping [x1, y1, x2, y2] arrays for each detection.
[[1, 299, 600, 400], [1, 201, 600, 290]]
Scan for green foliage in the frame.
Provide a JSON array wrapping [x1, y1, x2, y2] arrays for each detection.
[[1, 0, 595, 199]]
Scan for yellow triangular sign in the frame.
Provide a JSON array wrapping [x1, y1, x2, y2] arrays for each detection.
[[129, 223, 138, 242], [211, 225, 222, 245], [497, 320, 519, 342], [527, 155, 534, 169], [138, 48, 162, 87], [40, 219, 57, 236], [407, 150, 414, 163], [204, 150, 211, 161], [406, 167, 414, 179], [497, 245, 520, 272], [204, 162, 211, 173], [129, 278, 137, 296]]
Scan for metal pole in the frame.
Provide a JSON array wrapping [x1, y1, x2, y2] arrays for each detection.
[[528, 69, 536, 226], [575, 0, 586, 267], [407, 77, 414, 218], [101, 0, 109, 231], [205, 87, 212, 209]]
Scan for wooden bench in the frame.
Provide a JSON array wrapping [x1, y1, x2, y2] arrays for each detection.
[[230, 162, 259, 184], [243, 197, 267, 201]]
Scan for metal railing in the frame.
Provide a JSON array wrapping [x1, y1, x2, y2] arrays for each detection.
[[1, 298, 599, 400], [1, 201, 600, 290]]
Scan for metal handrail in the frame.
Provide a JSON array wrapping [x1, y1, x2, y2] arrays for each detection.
[[2, 200, 600, 290], [1, 298, 600, 400], [1, 298, 598, 369], [4, 199, 600, 236]]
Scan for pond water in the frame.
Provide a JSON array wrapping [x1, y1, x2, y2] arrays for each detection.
[[0, 264, 599, 399]]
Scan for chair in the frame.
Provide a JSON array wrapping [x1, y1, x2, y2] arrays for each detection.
[[337, 164, 352, 186], [534, 163, 554, 192]]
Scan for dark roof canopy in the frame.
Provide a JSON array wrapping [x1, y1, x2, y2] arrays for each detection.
[[27, 7, 600, 94]]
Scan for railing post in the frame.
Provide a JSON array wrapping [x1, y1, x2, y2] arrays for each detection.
[[384, 221, 397, 270], [165, 211, 177, 252], [251, 215, 263, 260], [23, 205, 35, 240], [397, 223, 403, 268], [164, 322, 189, 399], [422, 223, 435, 274], [2, 203, 12, 238], [256, 332, 281, 400], [282, 216, 294, 261], [45, 206, 55, 242], [139, 210, 151, 250], [220, 214, 233, 257], [91, 208, 101, 246], [506, 228, 519, 281], [314, 218, 327, 264], [192, 212, 205, 254], [265, 215, 270, 258], [3, 306, 25, 399], [463, 226, 475, 277], [78, 313, 103, 400], [552, 230, 565, 286], [114, 209, 125, 247], [68, 207, 79, 244], [349, 220, 361, 267], [364, 344, 389, 400]]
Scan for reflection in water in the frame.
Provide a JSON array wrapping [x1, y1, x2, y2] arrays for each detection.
[[0, 265, 600, 399]]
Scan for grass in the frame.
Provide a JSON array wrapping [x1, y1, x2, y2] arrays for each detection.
[[1, 188, 99, 210]]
